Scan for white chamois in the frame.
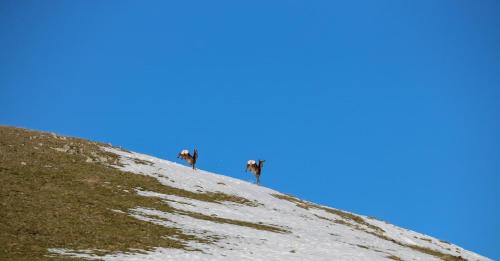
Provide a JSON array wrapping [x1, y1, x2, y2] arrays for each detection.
[[177, 148, 198, 170], [246, 159, 265, 185]]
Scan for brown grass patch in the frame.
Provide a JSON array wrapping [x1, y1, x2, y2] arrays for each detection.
[[0, 126, 275, 260]]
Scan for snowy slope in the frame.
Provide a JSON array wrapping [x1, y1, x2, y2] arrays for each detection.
[[51, 147, 490, 261]]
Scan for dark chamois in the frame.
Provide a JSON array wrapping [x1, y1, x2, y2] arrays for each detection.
[[177, 149, 198, 170], [246, 159, 265, 185]]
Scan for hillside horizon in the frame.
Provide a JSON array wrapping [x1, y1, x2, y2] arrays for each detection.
[[0, 126, 491, 260]]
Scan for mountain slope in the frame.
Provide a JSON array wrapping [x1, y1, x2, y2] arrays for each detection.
[[0, 126, 490, 261]]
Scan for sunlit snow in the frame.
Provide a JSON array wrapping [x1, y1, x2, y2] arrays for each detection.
[[50, 147, 490, 261]]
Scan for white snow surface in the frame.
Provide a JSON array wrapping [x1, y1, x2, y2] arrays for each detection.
[[51, 147, 491, 261]]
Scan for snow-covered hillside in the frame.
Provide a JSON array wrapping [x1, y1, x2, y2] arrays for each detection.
[[49, 146, 489, 261]]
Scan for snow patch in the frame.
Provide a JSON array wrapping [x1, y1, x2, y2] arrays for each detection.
[[62, 146, 491, 261]]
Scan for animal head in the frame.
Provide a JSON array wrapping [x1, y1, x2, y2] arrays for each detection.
[[247, 159, 256, 165], [258, 160, 265, 167], [180, 149, 190, 155]]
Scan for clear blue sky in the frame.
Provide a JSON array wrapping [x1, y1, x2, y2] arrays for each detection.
[[1, 1, 499, 259]]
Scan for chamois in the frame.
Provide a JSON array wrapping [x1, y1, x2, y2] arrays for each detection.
[[246, 159, 265, 185], [177, 148, 198, 170]]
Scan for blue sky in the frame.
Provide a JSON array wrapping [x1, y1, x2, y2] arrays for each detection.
[[1, 1, 499, 259]]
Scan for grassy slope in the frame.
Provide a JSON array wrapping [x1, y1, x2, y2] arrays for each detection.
[[0, 126, 280, 260], [0, 126, 473, 261]]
